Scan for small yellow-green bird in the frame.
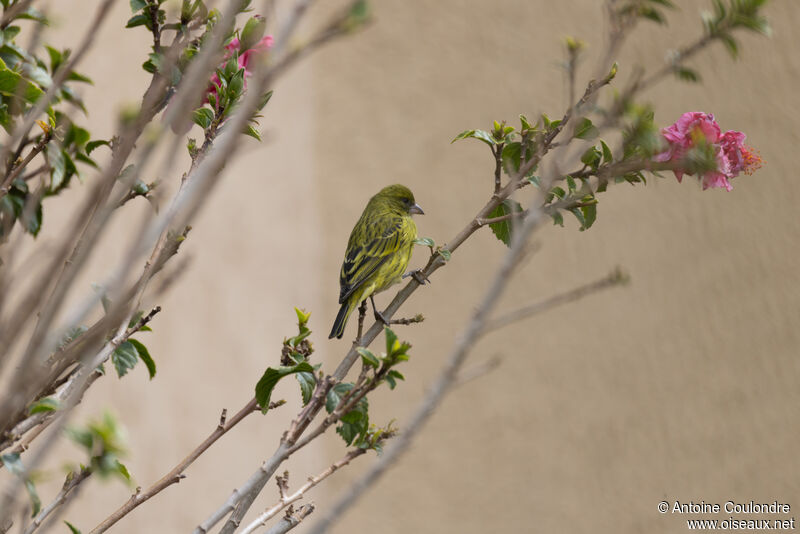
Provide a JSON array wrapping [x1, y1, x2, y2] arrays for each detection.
[[329, 184, 424, 339]]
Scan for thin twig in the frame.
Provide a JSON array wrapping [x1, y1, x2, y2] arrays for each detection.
[[0, 0, 34, 29], [264, 504, 315, 534], [0, 132, 51, 199], [88, 398, 284, 534], [21, 467, 91, 534], [482, 268, 628, 333], [239, 449, 366, 534]]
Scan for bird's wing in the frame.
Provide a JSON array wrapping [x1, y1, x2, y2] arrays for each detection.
[[338, 215, 405, 304]]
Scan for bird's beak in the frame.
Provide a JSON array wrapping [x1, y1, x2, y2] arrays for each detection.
[[409, 203, 424, 215]]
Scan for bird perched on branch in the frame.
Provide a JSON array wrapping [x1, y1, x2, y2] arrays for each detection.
[[329, 184, 424, 339]]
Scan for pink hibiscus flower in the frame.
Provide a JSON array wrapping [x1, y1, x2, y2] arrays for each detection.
[[656, 111, 762, 191]]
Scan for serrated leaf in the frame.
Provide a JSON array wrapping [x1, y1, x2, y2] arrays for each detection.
[[0, 67, 43, 103], [128, 339, 155, 379], [112, 341, 138, 378], [326, 382, 353, 413], [255, 362, 313, 413], [486, 199, 522, 247], [550, 210, 564, 227], [572, 117, 599, 140], [29, 396, 59, 414], [295, 372, 315, 405]]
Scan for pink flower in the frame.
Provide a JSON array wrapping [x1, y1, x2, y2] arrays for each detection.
[[207, 35, 274, 104], [656, 111, 761, 191]]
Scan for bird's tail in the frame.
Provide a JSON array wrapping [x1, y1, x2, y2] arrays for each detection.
[[329, 300, 354, 339]]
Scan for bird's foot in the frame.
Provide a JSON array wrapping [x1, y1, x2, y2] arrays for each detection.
[[402, 269, 430, 285], [374, 311, 425, 327], [373, 309, 390, 326]]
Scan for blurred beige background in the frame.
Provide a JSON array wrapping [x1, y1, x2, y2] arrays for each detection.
[[13, 0, 799, 533]]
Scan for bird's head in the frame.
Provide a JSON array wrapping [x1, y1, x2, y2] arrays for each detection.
[[374, 184, 424, 216]]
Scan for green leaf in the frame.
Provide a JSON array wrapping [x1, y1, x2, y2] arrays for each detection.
[[112, 341, 139, 378], [719, 33, 739, 58], [67, 71, 93, 84], [357, 347, 379, 368], [569, 207, 585, 228], [675, 66, 701, 83], [0, 67, 43, 103], [581, 201, 597, 230], [326, 382, 353, 414], [128, 339, 155, 379], [295, 372, 316, 405], [600, 140, 613, 163], [114, 460, 131, 482], [486, 199, 523, 247], [550, 210, 564, 227], [413, 236, 434, 248], [1, 453, 40, 516], [572, 117, 599, 140], [437, 248, 451, 261], [86, 139, 111, 155], [242, 124, 261, 141], [254, 362, 313, 413], [20, 197, 42, 236], [580, 146, 601, 169], [130, 0, 147, 12], [240, 15, 266, 50], [125, 13, 149, 28], [192, 107, 214, 129], [64, 521, 82, 534], [336, 421, 360, 445], [385, 369, 405, 390], [566, 175, 577, 193], [46, 144, 66, 191], [384, 327, 398, 357], [451, 129, 495, 147], [501, 141, 522, 176], [29, 396, 59, 414]]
